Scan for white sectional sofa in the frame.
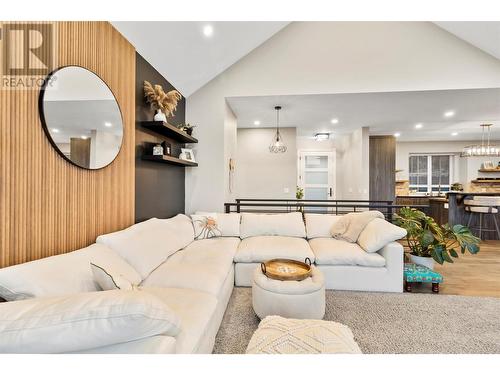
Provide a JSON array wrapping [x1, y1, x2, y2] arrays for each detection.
[[0, 211, 405, 354]]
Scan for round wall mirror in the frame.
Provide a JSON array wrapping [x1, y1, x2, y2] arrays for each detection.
[[39, 66, 124, 169]]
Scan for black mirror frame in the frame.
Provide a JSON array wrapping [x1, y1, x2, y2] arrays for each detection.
[[38, 65, 125, 170]]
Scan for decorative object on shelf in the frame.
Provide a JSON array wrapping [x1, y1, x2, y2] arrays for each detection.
[[394, 207, 480, 266], [152, 143, 163, 156], [269, 106, 287, 153], [296, 186, 304, 199], [403, 263, 443, 293], [179, 148, 195, 162], [450, 182, 464, 192], [161, 141, 171, 156], [461, 124, 499, 157], [143, 81, 182, 121], [153, 109, 167, 122], [482, 161, 495, 170], [177, 123, 196, 136]]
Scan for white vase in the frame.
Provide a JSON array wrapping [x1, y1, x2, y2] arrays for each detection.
[[154, 109, 167, 122], [410, 254, 435, 270]]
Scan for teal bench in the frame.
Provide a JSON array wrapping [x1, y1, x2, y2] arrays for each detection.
[[404, 263, 443, 293]]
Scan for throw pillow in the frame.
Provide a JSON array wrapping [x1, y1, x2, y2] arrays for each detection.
[[194, 212, 241, 237], [191, 214, 222, 239], [331, 211, 384, 242], [357, 218, 407, 253], [90, 263, 136, 291]]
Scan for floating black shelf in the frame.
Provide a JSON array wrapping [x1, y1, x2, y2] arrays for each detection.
[[142, 155, 198, 167], [140, 121, 198, 143]]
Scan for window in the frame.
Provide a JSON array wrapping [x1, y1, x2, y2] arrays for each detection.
[[409, 154, 453, 194]]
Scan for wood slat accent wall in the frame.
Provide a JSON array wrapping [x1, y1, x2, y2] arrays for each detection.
[[0, 22, 135, 268]]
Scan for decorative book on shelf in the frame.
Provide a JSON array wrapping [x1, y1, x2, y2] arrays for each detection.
[[140, 121, 198, 144]]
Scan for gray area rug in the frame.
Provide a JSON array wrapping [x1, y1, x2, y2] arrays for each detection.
[[213, 287, 500, 354]]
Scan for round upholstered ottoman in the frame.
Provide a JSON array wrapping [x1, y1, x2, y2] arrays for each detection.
[[252, 265, 325, 320]]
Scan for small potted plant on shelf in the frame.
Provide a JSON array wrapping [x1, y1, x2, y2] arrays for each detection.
[[177, 123, 196, 136], [296, 186, 304, 200], [394, 207, 480, 269]]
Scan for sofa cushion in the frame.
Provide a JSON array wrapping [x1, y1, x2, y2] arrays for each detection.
[[357, 218, 407, 253], [331, 211, 385, 242], [0, 289, 181, 353], [96, 214, 194, 279], [143, 287, 218, 354], [0, 244, 141, 301], [304, 214, 342, 239], [141, 237, 240, 296], [309, 238, 385, 267], [234, 236, 315, 263], [90, 263, 136, 291], [195, 212, 241, 237], [240, 212, 306, 239]]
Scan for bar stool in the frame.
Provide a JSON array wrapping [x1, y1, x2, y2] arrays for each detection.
[[464, 196, 500, 239]]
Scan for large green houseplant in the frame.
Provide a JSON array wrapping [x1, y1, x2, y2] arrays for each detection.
[[394, 207, 480, 267]]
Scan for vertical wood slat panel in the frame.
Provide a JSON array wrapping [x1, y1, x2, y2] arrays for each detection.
[[0, 22, 135, 268]]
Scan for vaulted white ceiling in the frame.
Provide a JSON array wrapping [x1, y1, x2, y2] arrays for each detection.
[[435, 22, 500, 60], [112, 22, 289, 96], [113, 21, 499, 99]]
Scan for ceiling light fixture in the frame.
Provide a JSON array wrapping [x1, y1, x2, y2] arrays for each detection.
[[415, 123, 423, 129], [394, 132, 401, 138], [104, 122, 112, 127], [81, 135, 88, 140], [444, 110, 455, 118], [203, 24, 214, 37], [461, 124, 499, 157], [51, 128, 59, 133], [254, 120, 260, 126], [315, 133, 330, 141], [331, 118, 339, 124], [269, 106, 287, 153], [451, 132, 458, 136]]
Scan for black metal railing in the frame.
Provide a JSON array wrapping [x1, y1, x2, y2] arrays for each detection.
[[224, 198, 430, 222]]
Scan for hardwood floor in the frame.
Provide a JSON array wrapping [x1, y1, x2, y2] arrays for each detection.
[[403, 240, 500, 298]]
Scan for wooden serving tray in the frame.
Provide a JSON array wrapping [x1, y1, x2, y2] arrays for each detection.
[[261, 258, 312, 281]]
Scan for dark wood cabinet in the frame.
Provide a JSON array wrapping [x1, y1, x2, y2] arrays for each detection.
[[369, 136, 396, 202]]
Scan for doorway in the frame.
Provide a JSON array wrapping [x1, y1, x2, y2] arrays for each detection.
[[297, 150, 336, 200]]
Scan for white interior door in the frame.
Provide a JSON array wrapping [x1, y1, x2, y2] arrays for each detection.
[[298, 151, 336, 200]]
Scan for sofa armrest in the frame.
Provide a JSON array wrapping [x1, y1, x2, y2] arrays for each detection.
[[378, 241, 404, 272]]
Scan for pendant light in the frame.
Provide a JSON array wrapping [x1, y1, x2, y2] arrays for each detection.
[[269, 106, 287, 153], [461, 124, 499, 157]]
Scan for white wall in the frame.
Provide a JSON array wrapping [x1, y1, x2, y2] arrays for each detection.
[[235, 128, 297, 199], [335, 128, 370, 200], [224, 101, 238, 202], [186, 22, 500, 213]]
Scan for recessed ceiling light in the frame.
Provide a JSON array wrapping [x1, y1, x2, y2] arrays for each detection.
[[104, 122, 112, 127], [451, 132, 458, 136], [415, 123, 423, 129], [444, 110, 455, 118], [394, 132, 401, 138], [51, 128, 59, 133], [81, 135, 88, 140], [315, 133, 330, 141], [253, 120, 260, 126], [331, 118, 339, 124], [203, 24, 214, 37]]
